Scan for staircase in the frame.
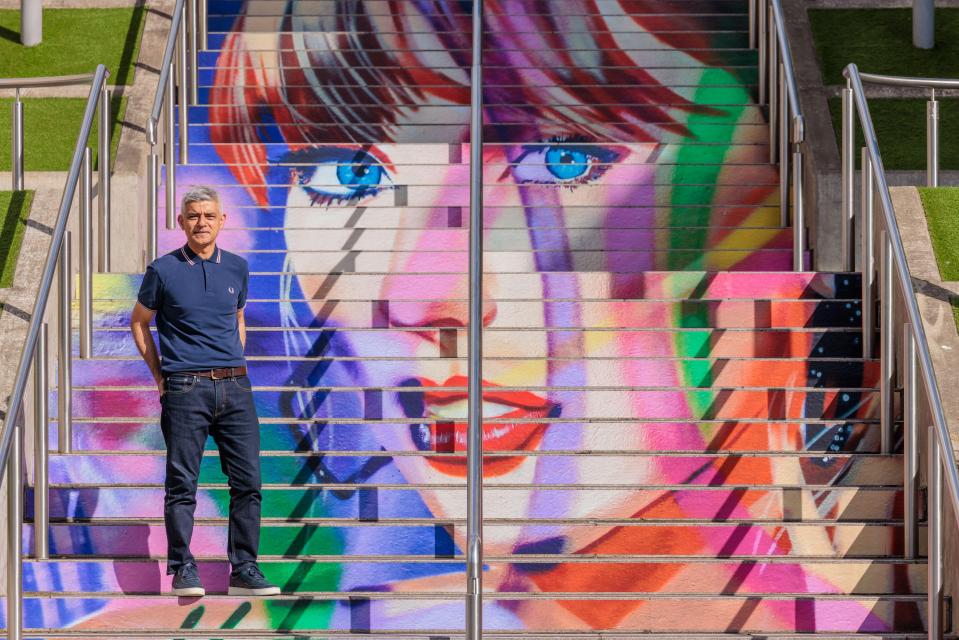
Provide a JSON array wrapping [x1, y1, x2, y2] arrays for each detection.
[[2, 0, 930, 636]]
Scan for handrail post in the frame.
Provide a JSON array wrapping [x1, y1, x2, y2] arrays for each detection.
[[79, 147, 93, 360], [768, 7, 778, 164], [148, 150, 160, 264], [189, 0, 199, 104], [903, 322, 919, 559], [58, 232, 72, 453], [466, 0, 484, 639], [778, 63, 788, 226], [199, 0, 208, 50], [748, 0, 757, 49], [98, 85, 112, 273], [929, 425, 944, 639], [758, 0, 767, 104], [177, 10, 189, 164], [12, 89, 25, 191], [165, 70, 177, 230], [927, 88, 939, 188], [6, 408, 23, 640], [34, 322, 49, 560], [792, 148, 804, 270], [861, 147, 875, 359], [879, 231, 894, 453], [841, 81, 855, 270]]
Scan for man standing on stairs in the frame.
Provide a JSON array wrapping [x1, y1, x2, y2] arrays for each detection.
[[129, 185, 280, 598]]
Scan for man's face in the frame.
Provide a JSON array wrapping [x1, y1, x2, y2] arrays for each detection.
[[178, 199, 225, 248]]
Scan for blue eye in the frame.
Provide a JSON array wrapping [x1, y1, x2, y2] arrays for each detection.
[[512, 142, 620, 186], [545, 147, 591, 180], [337, 163, 384, 188], [285, 147, 392, 206]]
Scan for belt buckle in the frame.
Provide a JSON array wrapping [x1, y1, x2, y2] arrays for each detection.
[[210, 368, 221, 380]]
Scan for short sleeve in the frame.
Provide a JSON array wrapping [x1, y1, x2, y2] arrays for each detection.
[[137, 265, 163, 311], [237, 261, 249, 309]]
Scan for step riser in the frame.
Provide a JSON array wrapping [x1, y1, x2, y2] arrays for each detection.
[[94, 272, 863, 301], [64, 388, 877, 420], [33, 487, 902, 522], [156, 232, 794, 254], [0, 597, 927, 633], [70, 360, 878, 388], [53, 421, 883, 454], [23, 523, 916, 559], [87, 300, 861, 330], [47, 455, 899, 487], [20, 560, 925, 596]]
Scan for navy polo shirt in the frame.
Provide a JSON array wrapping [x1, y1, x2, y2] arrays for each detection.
[[137, 245, 249, 374]]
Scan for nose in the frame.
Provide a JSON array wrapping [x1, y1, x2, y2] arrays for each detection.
[[381, 253, 499, 331]]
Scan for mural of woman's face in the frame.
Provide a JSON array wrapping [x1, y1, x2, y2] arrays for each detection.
[[284, 138, 703, 555]]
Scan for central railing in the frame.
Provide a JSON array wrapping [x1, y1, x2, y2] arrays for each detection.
[[842, 65, 959, 639]]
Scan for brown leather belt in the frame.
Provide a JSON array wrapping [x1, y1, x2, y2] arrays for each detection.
[[181, 366, 247, 380]]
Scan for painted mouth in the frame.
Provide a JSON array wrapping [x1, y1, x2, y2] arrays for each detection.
[[400, 375, 560, 477]]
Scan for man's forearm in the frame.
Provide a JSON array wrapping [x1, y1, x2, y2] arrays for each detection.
[[132, 322, 163, 383]]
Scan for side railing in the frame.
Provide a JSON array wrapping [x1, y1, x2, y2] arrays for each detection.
[[145, 0, 206, 264], [1, 65, 112, 640], [749, 0, 806, 270], [843, 63, 959, 638]]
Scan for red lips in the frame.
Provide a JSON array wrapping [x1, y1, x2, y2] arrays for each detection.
[[414, 375, 555, 477]]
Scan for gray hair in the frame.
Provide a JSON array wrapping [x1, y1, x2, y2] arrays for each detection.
[[180, 185, 220, 213]]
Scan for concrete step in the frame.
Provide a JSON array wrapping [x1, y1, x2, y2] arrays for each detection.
[[157, 230, 791, 254], [50, 420, 883, 455], [33, 486, 905, 522], [62, 387, 877, 420], [1, 595, 929, 634], [68, 358, 876, 388], [87, 299, 860, 330], [19, 558, 926, 597], [45, 454, 900, 487], [95, 272, 861, 301], [23, 521, 920, 559]]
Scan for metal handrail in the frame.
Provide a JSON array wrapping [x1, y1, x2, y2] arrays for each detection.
[[0, 72, 96, 89], [466, 1, 484, 638], [858, 72, 959, 90], [752, 0, 806, 270], [2, 64, 111, 640], [844, 63, 959, 639]]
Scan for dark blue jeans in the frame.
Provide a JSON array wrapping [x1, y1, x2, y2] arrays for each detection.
[[160, 373, 261, 574]]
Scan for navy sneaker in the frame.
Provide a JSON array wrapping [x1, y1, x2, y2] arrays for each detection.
[[171, 562, 205, 597], [228, 563, 281, 596]]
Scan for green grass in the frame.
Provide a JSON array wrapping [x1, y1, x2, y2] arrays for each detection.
[[810, 8, 959, 85], [0, 191, 33, 288], [828, 98, 959, 171], [0, 96, 126, 171], [919, 187, 959, 282], [0, 7, 146, 84]]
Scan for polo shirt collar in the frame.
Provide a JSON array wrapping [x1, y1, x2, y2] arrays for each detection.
[[180, 244, 222, 265]]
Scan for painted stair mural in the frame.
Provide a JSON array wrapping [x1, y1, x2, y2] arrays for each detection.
[[2, 0, 929, 636]]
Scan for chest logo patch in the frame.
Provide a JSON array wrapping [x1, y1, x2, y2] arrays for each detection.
[[228, 287, 236, 294]]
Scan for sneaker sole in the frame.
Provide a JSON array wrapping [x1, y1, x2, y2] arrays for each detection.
[[228, 586, 281, 596], [171, 587, 205, 597]]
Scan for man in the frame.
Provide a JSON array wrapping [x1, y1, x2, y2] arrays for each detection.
[[130, 186, 279, 597]]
